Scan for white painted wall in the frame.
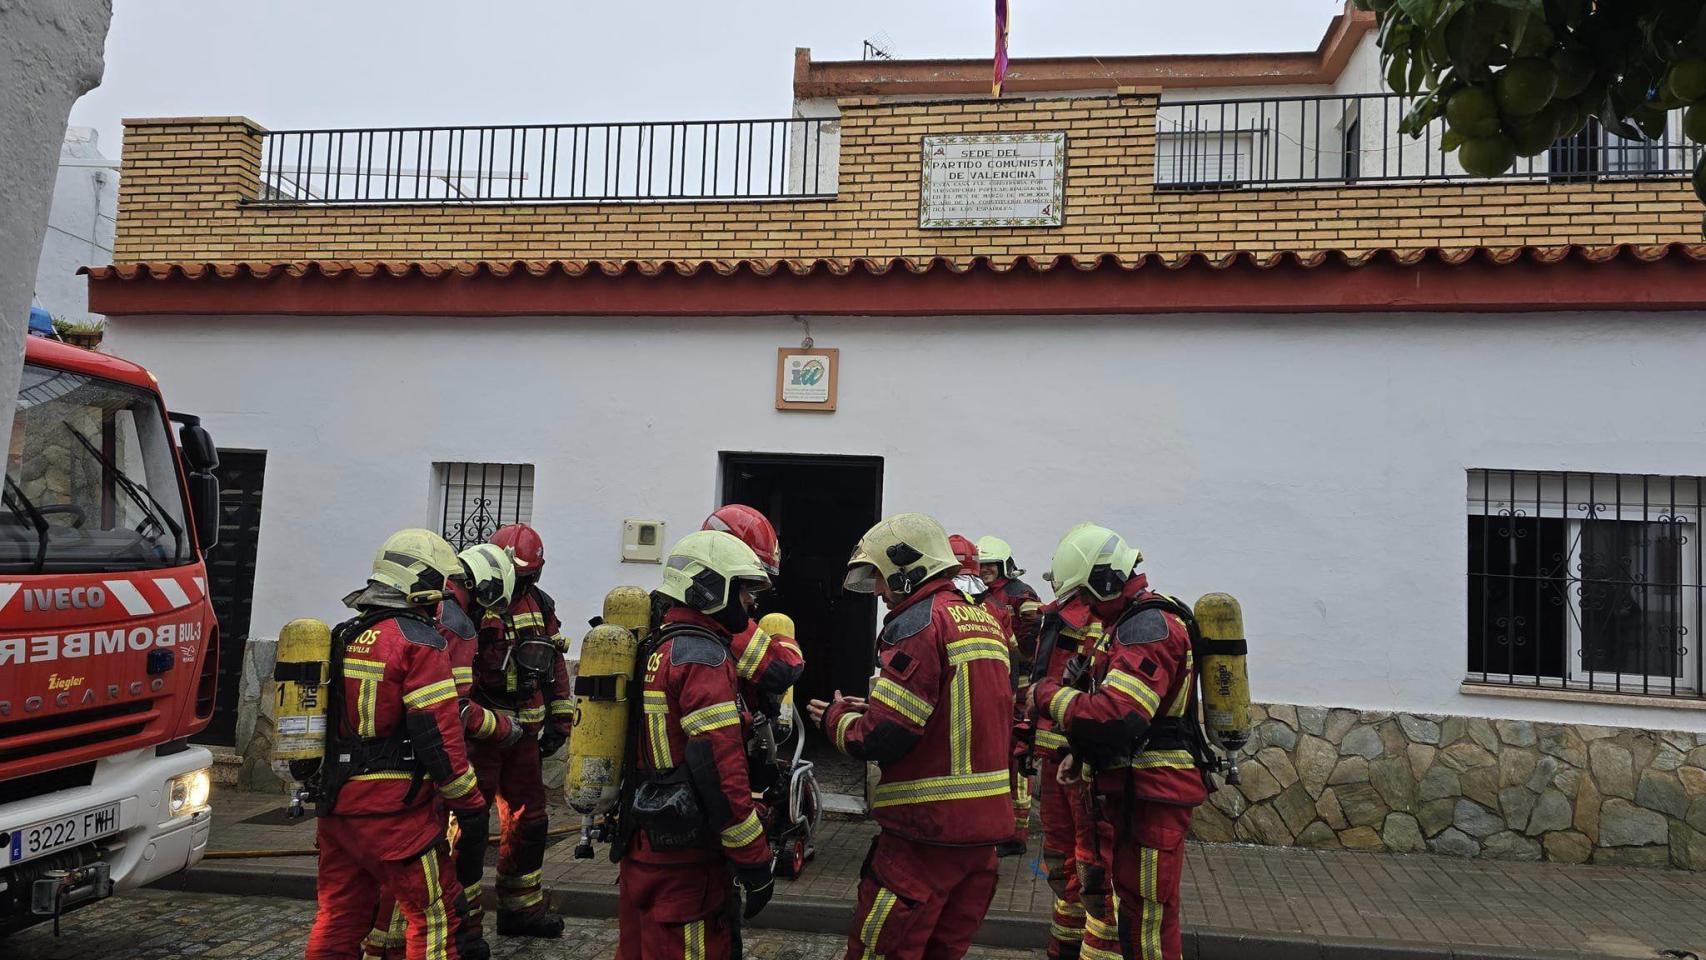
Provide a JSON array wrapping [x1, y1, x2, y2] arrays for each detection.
[[0, 0, 112, 469], [35, 126, 118, 327], [104, 308, 1706, 734]]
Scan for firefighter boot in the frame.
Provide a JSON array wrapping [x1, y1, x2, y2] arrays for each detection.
[[495, 819, 563, 939]]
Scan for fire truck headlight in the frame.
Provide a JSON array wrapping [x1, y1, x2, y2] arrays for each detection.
[[168, 769, 212, 817]]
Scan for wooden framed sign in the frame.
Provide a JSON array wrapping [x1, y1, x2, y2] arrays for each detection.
[[920, 132, 1067, 229], [775, 347, 838, 412]]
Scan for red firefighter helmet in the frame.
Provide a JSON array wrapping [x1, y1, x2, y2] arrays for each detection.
[[489, 523, 545, 580], [948, 534, 981, 575], [702, 504, 781, 578]]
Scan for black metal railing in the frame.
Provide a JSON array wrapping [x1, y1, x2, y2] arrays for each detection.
[[257, 117, 837, 204], [1468, 470, 1705, 699], [1157, 93, 1701, 190], [438, 462, 533, 552]]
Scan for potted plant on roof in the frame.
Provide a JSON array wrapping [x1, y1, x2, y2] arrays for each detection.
[[52, 316, 106, 351]]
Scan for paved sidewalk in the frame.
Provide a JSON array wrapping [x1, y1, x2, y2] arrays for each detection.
[[164, 787, 1706, 959]]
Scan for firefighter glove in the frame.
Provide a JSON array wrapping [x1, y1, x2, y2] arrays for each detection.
[[736, 862, 775, 920], [497, 720, 527, 750], [452, 807, 490, 844], [538, 729, 567, 758], [1062, 653, 1094, 691]]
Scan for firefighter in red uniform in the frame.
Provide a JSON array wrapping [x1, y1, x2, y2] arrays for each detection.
[[809, 514, 1014, 960], [1031, 525, 1208, 960], [976, 535, 1043, 858], [305, 528, 489, 960], [363, 545, 527, 959], [466, 523, 572, 940], [701, 505, 805, 706], [1030, 595, 1103, 960], [615, 530, 775, 960]]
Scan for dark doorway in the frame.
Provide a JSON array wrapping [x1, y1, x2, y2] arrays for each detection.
[[719, 453, 883, 708], [196, 449, 267, 747]]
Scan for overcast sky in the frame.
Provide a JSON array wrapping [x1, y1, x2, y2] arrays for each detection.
[[71, 0, 1347, 154]]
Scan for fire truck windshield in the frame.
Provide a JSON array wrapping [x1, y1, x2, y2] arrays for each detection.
[[2, 362, 190, 573]]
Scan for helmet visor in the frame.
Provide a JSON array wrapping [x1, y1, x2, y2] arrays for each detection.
[[844, 562, 879, 594], [512, 638, 558, 676]]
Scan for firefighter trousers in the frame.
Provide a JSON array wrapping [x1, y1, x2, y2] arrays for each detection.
[[1072, 784, 1119, 960], [1010, 757, 1033, 845], [1037, 750, 1085, 959], [307, 815, 481, 960], [1106, 799, 1193, 960], [615, 859, 738, 960], [843, 832, 999, 960], [468, 736, 549, 919], [363, 812, 489, 958]]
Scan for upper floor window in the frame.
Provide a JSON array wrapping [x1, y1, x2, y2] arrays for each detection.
[[1468, 469, 1703, 699]]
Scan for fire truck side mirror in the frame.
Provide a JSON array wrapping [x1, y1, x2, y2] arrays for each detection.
[[188, 472, 220, 553], [170, 415, 220, 473]]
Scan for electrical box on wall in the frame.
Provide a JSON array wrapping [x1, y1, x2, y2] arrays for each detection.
[[622, 519, 665, 563]]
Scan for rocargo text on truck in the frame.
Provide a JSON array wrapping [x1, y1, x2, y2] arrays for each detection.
[[0, 335, 223, 936]]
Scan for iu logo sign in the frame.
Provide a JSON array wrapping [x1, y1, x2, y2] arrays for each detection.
[[789, 359, 826, 387], [777, 348, 837, 411]]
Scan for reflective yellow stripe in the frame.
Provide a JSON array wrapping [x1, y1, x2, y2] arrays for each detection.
[[834, 711, 858, 753], [1106, 749, 1197, 771], [498, 889, 544, 910], [1051, 920, 1084, 941], [1102, 669, 1161, 716], [420, 850, 449, 960], [351, 771, 414, 781], [1167, 653, 1194, 718], [549, 699, 575, 716], [1018, 600, 1043, 615], [475, 709, 497, 739], [681, 701, 741, 736], [871, 769, 1009, 808], [497, 869, 542, 889], [737, 629, 771, 680], [451, 666, 474, 685], [721, 809, 763, 848], [1054, 898, 1086, 919], [1035, 728, 1069, 751], [777, 638, 801, 658], [1082, 944, 1123, 960], [860, 888, 899, 955], [871, 677, 933, 726], [684, 919, 706, 960], [344, 658, 387, 679], [511, 612, 545, 629], [1139, 847, 1162, 960], [441, 768, 477, 799], [946, 637, 1010, 666], [517, 706, 546, 724], [1086, 912, 1118, 941], [643, 692, 673, 767], [357, 679, 378, 738], [1048, 687, 1080, 725], [404, 678, 458, 709], [949, 668, 972, 775]]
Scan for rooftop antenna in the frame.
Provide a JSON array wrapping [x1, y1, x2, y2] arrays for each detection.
[[862, 31, 895, 61]]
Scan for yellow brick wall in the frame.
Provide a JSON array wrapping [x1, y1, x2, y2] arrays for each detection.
[[112, 95, 1702, 264]]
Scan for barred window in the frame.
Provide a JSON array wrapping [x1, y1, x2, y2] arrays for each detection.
[[434, 462, 534, 551], [1468, 470, 1703, 698]]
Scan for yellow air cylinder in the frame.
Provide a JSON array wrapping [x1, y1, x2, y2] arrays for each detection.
[[271, 618, 332, 783], [564, 587, 648, 816], [1192, 593, 1251, 757], [757, 613, 798, 732]]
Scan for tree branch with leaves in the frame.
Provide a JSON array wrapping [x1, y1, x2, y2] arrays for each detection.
[[1358, 0, 1706, 199]]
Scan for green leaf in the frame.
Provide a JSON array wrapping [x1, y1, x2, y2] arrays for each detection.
[[1483, 0, 1542, 11], [1440, 127, 1466, 151], [1395, 0, 1442, 26]]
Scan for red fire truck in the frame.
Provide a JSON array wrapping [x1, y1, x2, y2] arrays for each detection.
[[0, 334, 223, 934]]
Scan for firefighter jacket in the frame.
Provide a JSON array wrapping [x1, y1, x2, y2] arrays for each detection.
[[438, 597, 518, 746], [823, 577, 1016, 846], [472, 587, 574, 738], [328, 611, 485, 856], [1030, 597, 1098, 759], [629, 607, 772, 869], [1033, 574, 1209, 808], [985, 577, 1043, 679], [729, 618, 805, 705]]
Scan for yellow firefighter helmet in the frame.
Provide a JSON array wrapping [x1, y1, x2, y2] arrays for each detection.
[[844, 512, 957, 597], [1047, 524, 1143, 602], [370, 528, 462, 605], [658, 530, 770, 614], [458, 542, 516, 612], [974, 535, 1025, 579]]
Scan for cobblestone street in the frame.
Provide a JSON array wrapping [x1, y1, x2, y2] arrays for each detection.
[[9, 890, 1037, 960]]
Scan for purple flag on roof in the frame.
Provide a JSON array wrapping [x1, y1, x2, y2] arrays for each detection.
[[994, 0, 1010, 97]]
